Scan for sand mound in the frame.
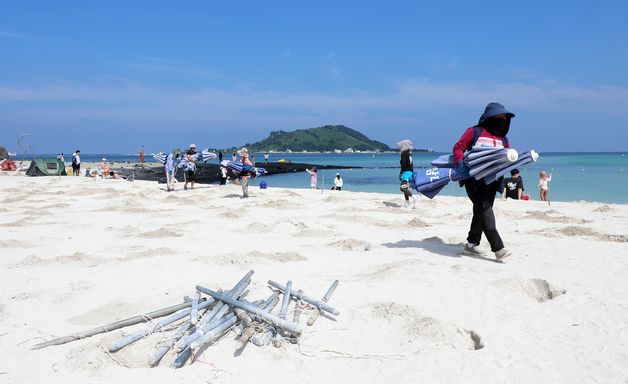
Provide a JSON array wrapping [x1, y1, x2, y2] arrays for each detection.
[[246, 221, 270, 233], [207, 250, 307, 265], [360, 259, 429, 279], [125, 247, 178, 260], [407, 217, 430, 227], [370, 302, 482, 350], [329, 238, 372, 251], [493, 278, 567, 302], [593, 205, 613, 212], [524, 211, 591, 224], [556, 226, 628, 242], [138, 228, 182, 238], [0, 239, 35, 248], [323, 195, 343, 203]]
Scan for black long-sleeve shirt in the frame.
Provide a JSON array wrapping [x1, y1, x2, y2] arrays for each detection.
[[400, 151, 413, 173]]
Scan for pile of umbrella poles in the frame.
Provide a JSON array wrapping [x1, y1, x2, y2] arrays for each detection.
[[31, 270, 339, 368], [412, 146, 539, 198], [153, 150, 268, 177], [153, 149, 218, 166]]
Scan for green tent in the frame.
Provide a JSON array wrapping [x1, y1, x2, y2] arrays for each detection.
[[26, 158, 67, 176]]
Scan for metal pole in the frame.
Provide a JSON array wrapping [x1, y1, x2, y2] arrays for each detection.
[[176, 271, 253, 351], [268, 280, 340, 316], [31, 299, 199, 350], [172, 314, 239, 369], [188, 312, 238, 351], [196, 285, 302, 336], [149, 320, 193, 367], [293, 289, 304, 324], [190, 292, 201, 325], [279, 281, 292, 320], [272, 281, 292, 347], [235, 293, 279, 350], [110, 294, 219, 352], [307, 280, 339, 326], [175, 286, 245, 352]]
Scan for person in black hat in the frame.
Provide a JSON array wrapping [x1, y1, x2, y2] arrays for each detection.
[[453, 102, 515, 261]]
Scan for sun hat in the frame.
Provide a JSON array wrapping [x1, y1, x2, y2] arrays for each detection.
[[190, 144, 196, 148], [478, 102, 515, 124], [336, 173, 340, 176], [102, 158, 107, 161], [396, 139, 413, 152]]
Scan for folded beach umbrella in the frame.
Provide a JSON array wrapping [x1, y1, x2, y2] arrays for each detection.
[[468, 150, 518, 179], [431, 147, 516, 169], [431, 154, 456, 168], [412, 167, 463, 199], [201, 149, 217, 162], [482, 150, 539, 184], [153, 152, 167, 164], [418, 147, 538, 198], [222, 160, 267, 177]]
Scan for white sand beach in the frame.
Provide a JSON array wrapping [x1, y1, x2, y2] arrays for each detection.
[[1, 176, 627, 383]]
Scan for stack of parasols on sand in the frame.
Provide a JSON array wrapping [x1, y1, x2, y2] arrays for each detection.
[[32, 270, 339, 368]]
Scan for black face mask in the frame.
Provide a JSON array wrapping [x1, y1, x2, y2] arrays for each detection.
[[481, 117, 510, 137]]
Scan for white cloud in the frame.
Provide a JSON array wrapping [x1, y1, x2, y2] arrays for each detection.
[[0, 30, 39, 40], [1, 78, 627, 119]]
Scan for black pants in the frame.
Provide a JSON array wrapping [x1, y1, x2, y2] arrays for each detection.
[[220, 177, 226, 185], [464, 179, 504, 252]]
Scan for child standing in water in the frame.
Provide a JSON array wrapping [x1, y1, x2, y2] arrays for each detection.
[[306, 167, 317, 189], [537, 171, 552, 202]]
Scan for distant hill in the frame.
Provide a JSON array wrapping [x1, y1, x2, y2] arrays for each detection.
[[248, 125, 392, 152]]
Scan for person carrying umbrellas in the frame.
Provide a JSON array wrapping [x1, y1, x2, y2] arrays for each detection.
[[454, 102, 514, 261], [397, 139, 416, 208], [165, 150, 180, 191], [183, 144, 197, 190], [239, 147, 253, 198]]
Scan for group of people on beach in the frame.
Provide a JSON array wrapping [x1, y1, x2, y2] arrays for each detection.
[[399, 102, 554, 262]]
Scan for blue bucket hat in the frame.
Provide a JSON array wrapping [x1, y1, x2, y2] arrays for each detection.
[[478, 102, 515, 124]]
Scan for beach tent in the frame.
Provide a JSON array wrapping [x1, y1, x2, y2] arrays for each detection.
[[25, 158, 67, 176]]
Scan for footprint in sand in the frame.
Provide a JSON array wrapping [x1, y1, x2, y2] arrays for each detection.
[[381, 201, 403, 209]]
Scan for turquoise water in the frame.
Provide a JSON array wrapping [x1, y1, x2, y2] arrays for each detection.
[[248, 152, 628, 204], [38, 152, 628, 204]]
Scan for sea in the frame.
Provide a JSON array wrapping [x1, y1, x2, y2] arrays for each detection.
[[37, 152, 628, 204]]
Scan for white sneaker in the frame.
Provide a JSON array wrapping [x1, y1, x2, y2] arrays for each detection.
[[494, 248, 512, 261], [463, 243, 484, 255]]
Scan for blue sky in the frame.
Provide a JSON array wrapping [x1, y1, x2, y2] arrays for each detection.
[[1, 0, 627, 153]]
